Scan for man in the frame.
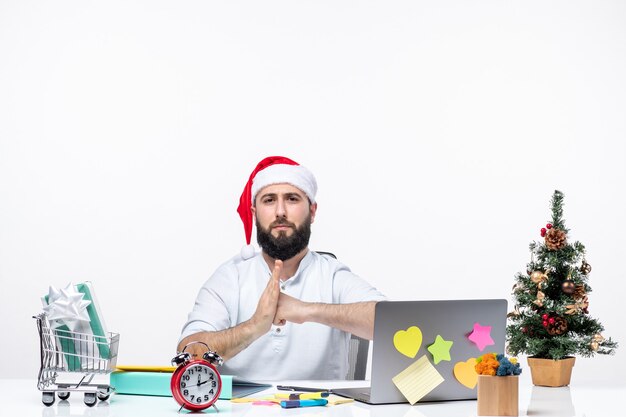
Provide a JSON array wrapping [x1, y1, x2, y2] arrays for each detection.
[[178, 156, 385, 380]]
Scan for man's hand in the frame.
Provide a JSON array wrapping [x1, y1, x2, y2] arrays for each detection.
[[274, 292, 309, 325], [275, 297, 378, 340], [249, 260, 283, 336], [177, 261, 289, 362]]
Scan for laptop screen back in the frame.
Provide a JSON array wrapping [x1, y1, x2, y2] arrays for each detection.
[[369, 299, 507, 404]]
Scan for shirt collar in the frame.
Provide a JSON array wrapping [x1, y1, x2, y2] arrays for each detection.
[[258, 249, 313, 283]]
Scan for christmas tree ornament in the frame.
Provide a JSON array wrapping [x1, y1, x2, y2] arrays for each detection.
[[545, 228, 567, 251], [565, 296, 589, 315], [573, 284, 586, 300], [590, 341, 599, 351], [546, 223, 553, 229], [562, 280, 576, 295], [540, 227, 547, 237], [580, 259, 592, 275], [546, 316, 568, 336], [533, 291, 545, 307], [507, 305, 521, 318], [530, 271, 548, 289]]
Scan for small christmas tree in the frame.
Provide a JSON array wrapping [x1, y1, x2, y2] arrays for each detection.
[[506, 190, 617, 359]]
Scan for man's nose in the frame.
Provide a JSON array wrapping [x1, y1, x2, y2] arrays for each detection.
[[275, 197, 287, 217]]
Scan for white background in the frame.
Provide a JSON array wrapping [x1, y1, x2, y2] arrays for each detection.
[[1, 1, 624, 384]]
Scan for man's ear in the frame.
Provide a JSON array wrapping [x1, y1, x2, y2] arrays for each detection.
[[310, 202, 318, 224], [251, 205, 256, 222]]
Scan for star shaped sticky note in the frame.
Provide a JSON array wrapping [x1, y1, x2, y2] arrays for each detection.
[[427, 335, 453, 364], [467, 322, 494, 352]]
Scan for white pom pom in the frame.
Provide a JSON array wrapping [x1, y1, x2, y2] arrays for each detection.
[[240, 244, 256, 260]]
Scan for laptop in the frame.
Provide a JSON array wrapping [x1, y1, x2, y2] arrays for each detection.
[[334, 299, 507, 404]]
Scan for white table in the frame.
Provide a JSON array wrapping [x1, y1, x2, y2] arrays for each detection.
[[1, 373, 623, 417]]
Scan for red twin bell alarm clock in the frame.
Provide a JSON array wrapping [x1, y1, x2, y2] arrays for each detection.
[[171, 342, 224, 412]]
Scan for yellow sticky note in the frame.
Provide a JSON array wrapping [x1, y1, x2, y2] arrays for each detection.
[[392, 355, 444, 405], [326, 394, 354, 405], [393, 326, 423, 358]]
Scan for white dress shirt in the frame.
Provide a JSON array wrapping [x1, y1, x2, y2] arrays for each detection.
[[179, 250, 386, 380]]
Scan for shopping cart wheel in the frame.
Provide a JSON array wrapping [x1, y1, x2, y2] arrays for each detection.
[[84, 392, 97, 407], [97, 392, 110, 401], [57, 391, 70, 400], [42, 392, 55, 406]]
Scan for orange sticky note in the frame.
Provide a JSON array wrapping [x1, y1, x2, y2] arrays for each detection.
[[453, 357, 478, 389]]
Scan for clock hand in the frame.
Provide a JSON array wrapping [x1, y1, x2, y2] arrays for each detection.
[[197, 379, 209, 387]]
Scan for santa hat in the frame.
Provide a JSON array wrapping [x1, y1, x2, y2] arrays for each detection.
[[237, 156, 317, 259]]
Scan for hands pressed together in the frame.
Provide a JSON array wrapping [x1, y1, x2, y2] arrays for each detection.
[[250, 260, 309, 336]]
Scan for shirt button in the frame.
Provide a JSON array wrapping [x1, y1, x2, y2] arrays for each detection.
[[275, 328, 281, 333]]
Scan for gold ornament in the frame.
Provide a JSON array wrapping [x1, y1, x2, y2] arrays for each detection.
[[580, 259, 592, 275], [562, 280, 575, 295], [533, 291, 545, 307], [507, 305, 521, 318], [530, 271, 549, 289], [591, 334, 605, 350], [565, 296, 589, 315], [545, 228, 567, 251]]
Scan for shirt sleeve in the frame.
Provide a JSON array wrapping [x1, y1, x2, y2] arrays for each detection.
[[331, 260, 387, 304], [178, 264, 239, 343]]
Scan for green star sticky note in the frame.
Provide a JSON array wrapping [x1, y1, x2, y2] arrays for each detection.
[[427, 335, 453, 364]]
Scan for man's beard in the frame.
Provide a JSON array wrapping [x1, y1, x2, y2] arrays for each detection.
[[256, 215, 312, 261]]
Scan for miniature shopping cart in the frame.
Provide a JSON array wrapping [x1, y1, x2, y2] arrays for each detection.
[[34, 313, 120, 407]]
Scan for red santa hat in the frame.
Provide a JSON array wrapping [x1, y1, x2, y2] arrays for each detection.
[[237, 156, 317, 259]]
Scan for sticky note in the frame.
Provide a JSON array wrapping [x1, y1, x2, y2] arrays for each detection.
[[392, 355, 444, 404], [467, 322, 494, 351], [427, 335, 453, 364], [453, 358, 478, 389], [393, 326, 423, 358], [325, 395, 354, 405]]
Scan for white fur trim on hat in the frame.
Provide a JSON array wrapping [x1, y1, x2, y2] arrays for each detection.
[[251, 164, 317, 204]]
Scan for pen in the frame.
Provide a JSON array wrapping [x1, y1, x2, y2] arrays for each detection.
[[275, 392, 330, 400], [276, 385, 331, 393], [280, 399, 328, 409]]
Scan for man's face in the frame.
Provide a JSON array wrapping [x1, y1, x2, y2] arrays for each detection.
[[252, 183, 317, 261]]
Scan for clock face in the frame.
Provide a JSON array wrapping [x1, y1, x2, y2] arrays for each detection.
[[178, 363, 220, 407]]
